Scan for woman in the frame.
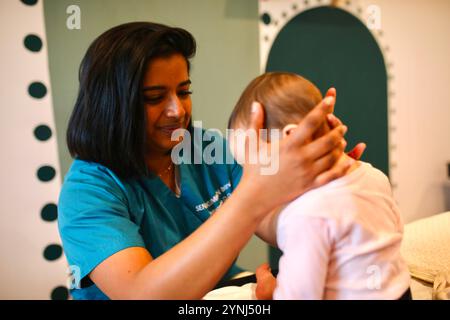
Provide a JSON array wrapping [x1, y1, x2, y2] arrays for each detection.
[[59, 22, 362, 300]]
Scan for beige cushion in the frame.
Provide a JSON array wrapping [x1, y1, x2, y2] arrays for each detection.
[[401, 212, 450, 299]]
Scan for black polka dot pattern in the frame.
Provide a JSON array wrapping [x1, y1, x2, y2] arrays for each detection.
[[37, 165, 56, 182], [21, 0, 38, 6], [24, 34, 42, 52], [28, 81, 47, 99], [41, 203, 58, 222], [43, 244, 63, 261], [51, 286, 69, 300], [261, 13, 271, 25], [34, 124, 52, 141], [23, 0, 68, 299]]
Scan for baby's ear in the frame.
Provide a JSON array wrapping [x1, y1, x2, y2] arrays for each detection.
[[282, 124, 298, 138]]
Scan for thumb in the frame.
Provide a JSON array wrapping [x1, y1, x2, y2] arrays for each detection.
[[244, 102, 265, 165], [247, 101, 264, 135]]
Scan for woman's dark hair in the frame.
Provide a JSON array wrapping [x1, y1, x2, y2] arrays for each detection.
[[67, 22, 196, 178]]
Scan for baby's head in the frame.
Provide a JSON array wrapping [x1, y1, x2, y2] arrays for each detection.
[[228, 72, 330, 140]]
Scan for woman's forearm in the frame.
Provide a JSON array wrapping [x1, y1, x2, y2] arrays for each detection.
[[130, 178, 271, 299]]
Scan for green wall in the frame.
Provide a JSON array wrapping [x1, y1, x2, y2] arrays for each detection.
[[43, 0, 267, 271]]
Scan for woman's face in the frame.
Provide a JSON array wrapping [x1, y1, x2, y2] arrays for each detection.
[[143, 53, 192, 155]]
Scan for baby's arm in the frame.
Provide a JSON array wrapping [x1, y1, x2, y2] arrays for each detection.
[[274, 215, 331, 300]]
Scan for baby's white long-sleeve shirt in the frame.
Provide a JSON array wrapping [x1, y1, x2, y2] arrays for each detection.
[[274, 162, 410, 300]]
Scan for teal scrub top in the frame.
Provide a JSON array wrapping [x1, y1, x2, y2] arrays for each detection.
[[58, 129, 244, 300]]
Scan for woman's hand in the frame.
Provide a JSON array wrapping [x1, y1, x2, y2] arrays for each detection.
[[325, 88, 366, 161], [239, 91, 357, 214]]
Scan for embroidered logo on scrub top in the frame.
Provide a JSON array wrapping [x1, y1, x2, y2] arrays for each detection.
[[195, 183, 231, 213]]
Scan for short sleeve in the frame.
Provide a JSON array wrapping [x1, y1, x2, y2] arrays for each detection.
[[58, 161, 145, 280]]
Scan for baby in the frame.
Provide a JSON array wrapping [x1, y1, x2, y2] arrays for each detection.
[[227, 72, 411, 300]]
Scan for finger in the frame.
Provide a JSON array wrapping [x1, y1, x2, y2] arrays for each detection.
[[325, 88, 336, 112], [247, 101, 264, 139], [310, 142, 346, 177], [325, 87, 336, 98], [303, 124, 347, 161], [313, 157, 355, 188], [288, 96, 335, 145], [326, 113, 343, 129], [347, 143, 367, 160], [325, 87, 339, 127]]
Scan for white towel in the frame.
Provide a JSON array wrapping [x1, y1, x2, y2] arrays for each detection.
[[202, 283, 257, 300]]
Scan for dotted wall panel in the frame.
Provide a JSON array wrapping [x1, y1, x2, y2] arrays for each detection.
[[0, 0, 68, 299]]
